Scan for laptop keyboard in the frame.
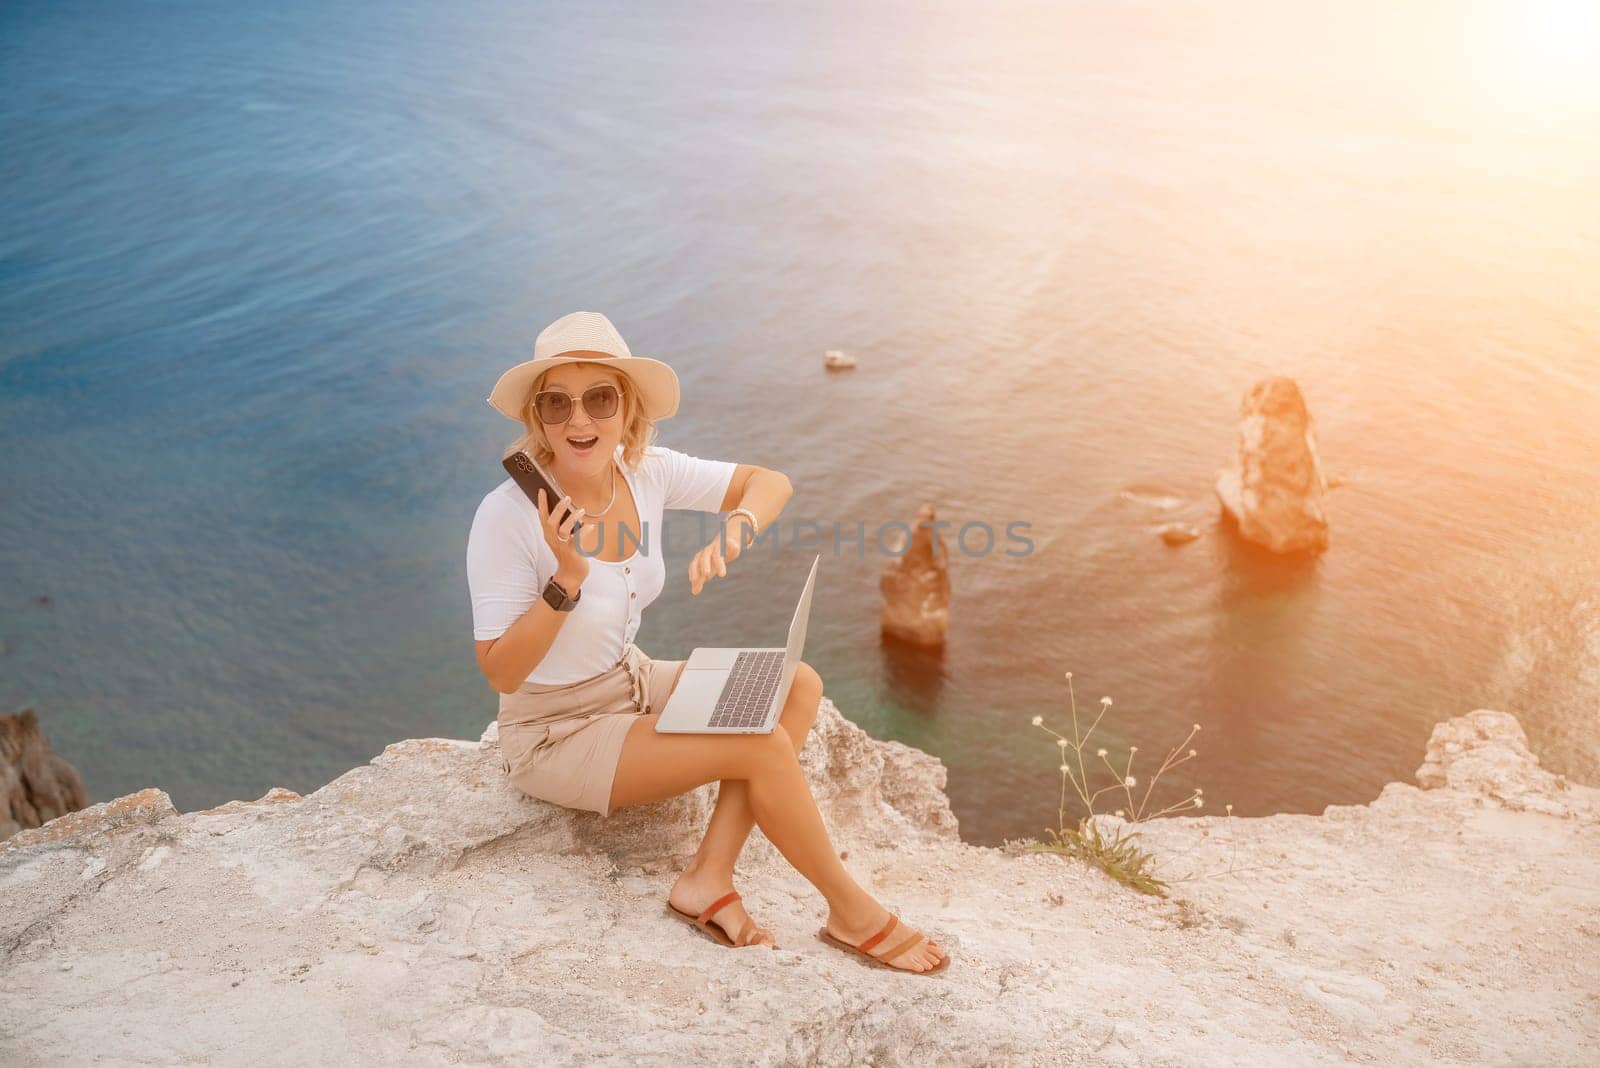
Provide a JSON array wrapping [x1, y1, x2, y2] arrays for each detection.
[[706, 650, 786, 730]]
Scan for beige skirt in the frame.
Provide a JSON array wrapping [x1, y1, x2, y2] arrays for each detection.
[[497, 643, 685, 817]]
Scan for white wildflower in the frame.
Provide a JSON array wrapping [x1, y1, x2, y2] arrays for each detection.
[[1059, 764, 1069, 773], [1114, 809, 1125, 818], [1124, 775, 1137, 787], [1056, 738, 1068, 748], [1031, 715, 1043, 726], [1188, 749, 1197, 757], [1193, 797, 1204, 809], [1096, 748, 1107, 757], [1100, 696, 1112, 706]]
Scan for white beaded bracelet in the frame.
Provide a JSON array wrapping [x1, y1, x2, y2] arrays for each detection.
[[725, 507, 760, 547]]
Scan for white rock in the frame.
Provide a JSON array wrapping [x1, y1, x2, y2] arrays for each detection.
[[0, 704, 1596, 1064]]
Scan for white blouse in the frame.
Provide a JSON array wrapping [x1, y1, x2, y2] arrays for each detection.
[[466, 443, 737, 685]]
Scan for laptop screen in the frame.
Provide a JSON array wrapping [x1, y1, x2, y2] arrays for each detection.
[[785, 555, 820, 663]]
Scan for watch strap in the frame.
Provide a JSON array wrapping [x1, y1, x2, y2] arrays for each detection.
[[542, 576, 580, 612]]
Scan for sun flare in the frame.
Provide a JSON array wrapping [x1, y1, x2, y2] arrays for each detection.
[[1520, 0, 1600, 71], [1474, 0, 1600, 129]]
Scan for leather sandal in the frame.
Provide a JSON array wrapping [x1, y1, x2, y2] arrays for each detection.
[[666, 890, 772, 948], [816, 912, 950, 975]]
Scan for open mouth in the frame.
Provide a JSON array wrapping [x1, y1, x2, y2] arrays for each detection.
[[566, 435, 599, 451]]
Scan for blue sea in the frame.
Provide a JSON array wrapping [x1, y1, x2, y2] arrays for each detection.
[[4, 0, 1598, 844]]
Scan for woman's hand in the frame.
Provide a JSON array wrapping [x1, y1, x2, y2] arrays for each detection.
[[688, 523, 744, 596], [536, 489, 590, 591]]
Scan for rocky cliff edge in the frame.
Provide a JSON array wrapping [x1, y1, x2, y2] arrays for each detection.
[[2, 704, 1596, 1065]]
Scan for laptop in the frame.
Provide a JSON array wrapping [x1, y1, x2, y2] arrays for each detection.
[[655, 554, 820, 734]]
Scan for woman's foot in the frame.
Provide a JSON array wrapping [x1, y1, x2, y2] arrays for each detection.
[[824, 902, 946, 973], [668, 868, 777, 948]]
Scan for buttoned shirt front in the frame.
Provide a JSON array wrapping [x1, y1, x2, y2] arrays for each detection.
[[467, 443, 736, 685]]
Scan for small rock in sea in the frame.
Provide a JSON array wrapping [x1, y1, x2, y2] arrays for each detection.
[[1214, 376, 1330, 554], [35, 595, 52, 607], [823, 349, 858, 371], [1155, 522, 1200, 546], [879, 503, 950, 647]]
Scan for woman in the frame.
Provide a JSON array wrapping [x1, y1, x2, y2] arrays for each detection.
[[466, 311, 948, 975]]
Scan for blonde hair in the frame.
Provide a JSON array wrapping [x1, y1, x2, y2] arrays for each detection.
[[509, 364, 657, 472]]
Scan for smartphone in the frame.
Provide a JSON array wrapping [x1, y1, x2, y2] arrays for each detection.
[[502, 449, 582, 535]]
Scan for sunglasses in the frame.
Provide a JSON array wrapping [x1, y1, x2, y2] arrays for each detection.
[[531, 383, 623, 425]]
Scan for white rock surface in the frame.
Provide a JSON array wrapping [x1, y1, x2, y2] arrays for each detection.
[[2, 701, 1596, 1066]]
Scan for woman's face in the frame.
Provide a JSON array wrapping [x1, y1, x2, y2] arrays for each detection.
[[534, 361, 627, 475]]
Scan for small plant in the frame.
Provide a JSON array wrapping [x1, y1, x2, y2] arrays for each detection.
[[1032, 818, 1168, 896], [1023, 671, 1210, 897]]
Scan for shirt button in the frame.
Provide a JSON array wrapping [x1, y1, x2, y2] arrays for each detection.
[[624, 566, 630, 574], [630, 592, 636, 598]]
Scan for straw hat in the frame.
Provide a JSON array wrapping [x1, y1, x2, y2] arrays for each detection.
[[486, 311, 681, 423]]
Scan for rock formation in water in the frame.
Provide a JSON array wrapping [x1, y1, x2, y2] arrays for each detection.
[[879, 503, 951, 646], [823, 349, 858, 370], [2, 700, 1596, 1064], [1215, 376, 1331, 554], [1, 709, 88, 842], [1155, 522, 1201, 546]]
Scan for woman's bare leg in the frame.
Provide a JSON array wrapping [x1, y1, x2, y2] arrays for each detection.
[[666, 663, 824, 947], [691, 662, 823, 872], [610, 685, 946, 971]]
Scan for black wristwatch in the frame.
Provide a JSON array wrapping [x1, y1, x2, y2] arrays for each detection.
[[541, 576, 581, 612]]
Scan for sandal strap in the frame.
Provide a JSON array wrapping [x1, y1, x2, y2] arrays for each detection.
[[697, 890, 741, 925], [735, 918, 756, 946], [858, 914, 899, 954], [878, 931, 925, 964]]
